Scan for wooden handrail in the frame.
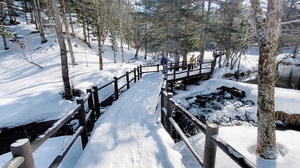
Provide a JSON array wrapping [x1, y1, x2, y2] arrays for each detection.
[[31, 105, 82, 152], [2, 156, 25, 168], [161, 86, 257, 168]]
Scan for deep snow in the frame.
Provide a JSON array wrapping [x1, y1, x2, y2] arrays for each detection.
[[1, 8, 300, 168]]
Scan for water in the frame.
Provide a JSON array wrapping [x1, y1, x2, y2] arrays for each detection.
[[277, 65, 300, 89], [243, 65, 300, 89], [0, 120, 74, 155]]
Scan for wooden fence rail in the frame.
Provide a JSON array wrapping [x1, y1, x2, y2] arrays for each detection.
[[161, 83, 258, 168], [3, 59, 217, 168], [2, 66, 143, 168]]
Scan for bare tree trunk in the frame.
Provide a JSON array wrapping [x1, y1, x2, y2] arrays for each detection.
[[61, 0, 76, 66], [2, 34, 9, 50], [113, 46, 117, 63], [51, 0, 73, 100], [30, 8, 35, 24], [226, 48, 231, 67], [82, 15, 87, 43], [200, 1, 211, 62], [34, 0, 47, 43], [144, 35, 147, 60], [67, 6, 75, 37], [96, 13, 103, 70], [292, 47, 298, 59], [119, 0, 125, 63], [134, 46, 140, 59], [121, 38, 124, 63], [7, 0, 14, 24], [33, 6, 38, 29], [23, 0, 29, 24], [251, 0, 282, 159], [0, 3, 8, 50]]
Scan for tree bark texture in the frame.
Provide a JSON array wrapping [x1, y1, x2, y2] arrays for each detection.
[[51, 0, 73, 100], [82, 14, 87, 43], [60, 0, 76, 66], [96, 13, 103, 70], [251, 0, 282, 159], [34, 0, 47, 43], [2, 34, 9, 50]]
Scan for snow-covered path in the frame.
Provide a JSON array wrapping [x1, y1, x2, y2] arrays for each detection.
[[75, 73, 185, 168]]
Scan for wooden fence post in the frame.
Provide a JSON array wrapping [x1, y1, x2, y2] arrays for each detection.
[[203, 123, 219, 168], [134, 68, 137, 83], [76, 98, 88, 149], [166, 92, 173, 137], [126, 71, 130, 90], [114, 77, 119, 100], [10, 139, 35, 168], [137, 66, 140, 81], [140, 65, 143, 78], [92, 86, 100, 119], [157, 64, 159, 72], [161, 87, 166, 128], [86, 89, 95, 123], [173, 68, 176, 81], [210, 59, 216, 76], [199, 60, 202, 76]]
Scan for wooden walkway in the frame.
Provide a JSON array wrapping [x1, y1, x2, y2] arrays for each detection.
[[164, 60, 216, 91]]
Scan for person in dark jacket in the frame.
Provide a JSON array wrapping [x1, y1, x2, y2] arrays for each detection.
[[161, 56, 170, 65], [161, 57, 170, 74]]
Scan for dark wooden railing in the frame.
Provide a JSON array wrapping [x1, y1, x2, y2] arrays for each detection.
[[161, 82, 257, 168], [139, 60, 216, 84], [3, 59, 218, 168], [2, 67, 143, 168]]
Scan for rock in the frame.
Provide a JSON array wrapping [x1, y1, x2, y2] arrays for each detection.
[[275, 111, 300, 126], [217, 86, 246, 98]]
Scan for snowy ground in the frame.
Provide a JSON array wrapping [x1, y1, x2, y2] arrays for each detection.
[[0, 17, 152, 129], [75, 73, 184, 168], [1, 12, 300, 168]]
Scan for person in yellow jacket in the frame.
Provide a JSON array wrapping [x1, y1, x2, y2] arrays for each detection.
[[189, 54, 196, 69]]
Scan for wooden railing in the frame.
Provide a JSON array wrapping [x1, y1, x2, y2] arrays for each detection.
[[139, 60, 216, 82], [2, 67, 143, 168], [160, 82, 257, 168], [3, 60, 217, 168]]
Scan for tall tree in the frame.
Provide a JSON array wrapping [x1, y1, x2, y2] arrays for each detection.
[[250, 0, 282, 159], [34, 0, 47, 43], [60, 0, 76, 66], [119, 0, 125, 63], [0, 1, 9, 50], [50, 0, 73, 100], [280, 0, 300, 59]]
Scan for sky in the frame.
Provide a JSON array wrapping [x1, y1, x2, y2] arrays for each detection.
[[1, 3, 300, 168]]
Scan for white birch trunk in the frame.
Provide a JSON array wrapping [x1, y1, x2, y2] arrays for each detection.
[[61, 0, 76, 66], [51, 0, 73, 100], [34, 0, 47, 43], [251, 0, 282, 159]]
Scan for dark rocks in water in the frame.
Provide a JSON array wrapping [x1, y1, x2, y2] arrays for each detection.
[[73, 88, 84, 97], [245, 100, 255, 106], [223, 73, 235, 78], [217, 86, 246, 98], [0, 120, 76, 155]]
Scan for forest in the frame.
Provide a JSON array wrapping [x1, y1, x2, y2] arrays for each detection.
[[0, 0, 299, 161], [1, 0, 299, 66]]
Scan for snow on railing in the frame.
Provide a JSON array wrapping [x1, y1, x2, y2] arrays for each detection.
[[3, 66, 144, 168], [161, 83, 257, 168], [4, 61, 217, 168]]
